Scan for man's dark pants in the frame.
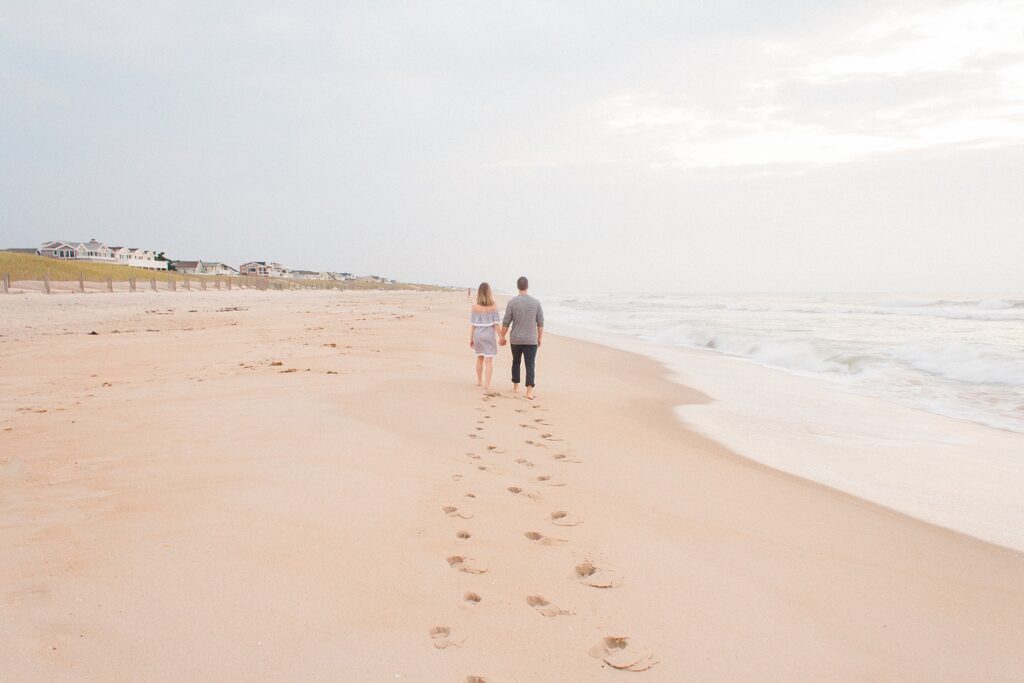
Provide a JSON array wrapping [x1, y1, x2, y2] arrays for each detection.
[[510, 344, 538, 387]]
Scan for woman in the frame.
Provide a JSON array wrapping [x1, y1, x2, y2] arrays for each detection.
[[469, 282, 501, 389]]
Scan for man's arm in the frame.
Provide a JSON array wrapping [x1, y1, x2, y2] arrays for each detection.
[[536, 302, 544, 346]]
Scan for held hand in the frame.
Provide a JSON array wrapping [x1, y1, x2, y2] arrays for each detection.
[[469, 340, 474, 348], [499, 338, 508, 346]]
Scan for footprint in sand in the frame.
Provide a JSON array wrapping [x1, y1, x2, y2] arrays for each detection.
[[519, 423, 538, 430], [553, 452, 583, 464], [486, 445, 506, 454], [524, 439, 547, 449], [575, 561, 622, 588], [465, 676, 490, 683], [526, 595, 575, 617], [468, 433, 481, 439], [447, 555, 488, 574], [524, 531, 566, 546], [475, 427, 484, 431], [443, 505, 474, 519], [464, 493, 476, 499], [456, 530, 472, 539], [550, 510, 583, 526], [515, 458, 535, 467], [477, 464, 504, 474], [534, 418, 551, 425], [590, 636, 658, 671], [541, 433, 562, 441], [452, 474, 464, 481], [533, 474, 566, 487], [467, 453, 481, 460], [507, 486, 542, 501], [429, 625, 465, 649], [463, 592, 482, 605]]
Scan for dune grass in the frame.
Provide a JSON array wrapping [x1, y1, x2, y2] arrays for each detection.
[[0, 251, 441, 290], [0, 252, 189, 282]]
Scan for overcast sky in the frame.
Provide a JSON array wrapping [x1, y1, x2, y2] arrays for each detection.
[[1, 0, 1022, 293]]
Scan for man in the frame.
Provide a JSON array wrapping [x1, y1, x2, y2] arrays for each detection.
[[499, 276, 544, 399]]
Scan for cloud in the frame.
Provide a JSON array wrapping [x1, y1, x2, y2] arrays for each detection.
[[587, 0, 1024, 168]]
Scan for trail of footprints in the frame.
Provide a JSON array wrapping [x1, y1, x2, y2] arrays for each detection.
[[432, 392, 658, 678]]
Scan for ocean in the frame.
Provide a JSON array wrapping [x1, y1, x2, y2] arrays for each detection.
[[547, 293, 1024, 433], [545, 293, 1024, 551]]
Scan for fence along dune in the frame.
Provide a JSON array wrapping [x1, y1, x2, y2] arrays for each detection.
[[0, 251, 440, 294]]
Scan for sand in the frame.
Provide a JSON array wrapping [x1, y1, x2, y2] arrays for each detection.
[[1, 289, 1023, 681]]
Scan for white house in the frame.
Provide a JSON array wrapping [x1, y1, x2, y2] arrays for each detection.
[[110, 246, 167, 270]]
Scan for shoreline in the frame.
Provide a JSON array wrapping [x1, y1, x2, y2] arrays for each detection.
[[552, 321, 1024, 553], [3, 290, 1023, 680]]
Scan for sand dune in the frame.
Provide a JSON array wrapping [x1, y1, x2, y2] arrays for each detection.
[[1, 289, 1022, 681]]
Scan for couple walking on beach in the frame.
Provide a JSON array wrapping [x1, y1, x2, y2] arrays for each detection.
[[470, 276, 544, 399]]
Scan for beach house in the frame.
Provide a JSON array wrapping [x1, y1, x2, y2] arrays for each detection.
[[197, 262, 238, 276], [38, 240, 167, 270], [174, 261, 238, 276], [110, 246, 166, 269], [239, 261, 288, 278]]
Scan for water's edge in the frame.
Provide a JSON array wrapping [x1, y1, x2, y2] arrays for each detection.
[[551, 321, 1024, 554]]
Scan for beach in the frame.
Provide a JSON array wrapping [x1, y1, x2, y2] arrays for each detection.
[[2, 289, 1023, 681]]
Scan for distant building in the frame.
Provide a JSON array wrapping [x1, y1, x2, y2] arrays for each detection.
[[38, 240, 167, 270], [239, 261, 288, 278], [173, 260, 201, 274], [197, 262, 238, 276], [173, 260, 238, 276], [289, 269, 333, 281], [110, 246, 163, 269]]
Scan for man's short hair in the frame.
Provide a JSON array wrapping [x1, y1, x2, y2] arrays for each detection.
[[516, 276, 529, 291]]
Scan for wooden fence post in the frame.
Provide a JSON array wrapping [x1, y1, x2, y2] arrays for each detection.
[[226, 278, 232, 291], [1, 273, 8, 294], [43, 271, 51, 294], [129, 277, 137, 293], [151, 278, 157, 291], [215, 277, 221, 290], [107, 276, 113, 292], [184, 275, 190, 291], [201, 278, 207, 291], [79, 272, 85, 292], [170, 278, 176, 292]]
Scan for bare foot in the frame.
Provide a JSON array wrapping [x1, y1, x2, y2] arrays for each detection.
[[526, 388, 535, 400], [512, 383, 519, 393]]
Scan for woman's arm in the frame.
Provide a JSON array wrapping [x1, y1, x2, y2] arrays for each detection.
[[469, 323, 475, 348]]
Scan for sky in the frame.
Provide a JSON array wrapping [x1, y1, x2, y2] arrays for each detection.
[[1, 0, 1022, 294]]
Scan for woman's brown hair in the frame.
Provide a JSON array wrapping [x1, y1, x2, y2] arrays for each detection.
[[476, 282, 495, 307]]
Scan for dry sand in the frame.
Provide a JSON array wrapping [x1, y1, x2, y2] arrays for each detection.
[[1, 289, 1022, 681]]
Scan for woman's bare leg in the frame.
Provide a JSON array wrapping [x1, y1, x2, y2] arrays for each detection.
[[483, 357, 493, 389], [475, 356, 484, 385]]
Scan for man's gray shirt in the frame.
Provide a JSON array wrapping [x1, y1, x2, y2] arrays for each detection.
[[503, 294, 544, 345]]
